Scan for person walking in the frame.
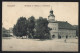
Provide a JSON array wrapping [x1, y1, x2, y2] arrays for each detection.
[[65, 35, 68, 43]]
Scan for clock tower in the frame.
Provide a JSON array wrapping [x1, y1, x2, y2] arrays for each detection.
[[48, 8, 55, 22]]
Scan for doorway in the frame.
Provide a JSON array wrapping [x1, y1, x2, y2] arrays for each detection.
[[52, 35, 55, 38], [58, 35, 61, 39]]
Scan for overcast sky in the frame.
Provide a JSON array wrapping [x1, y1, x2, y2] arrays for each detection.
[[2, 2, 78, 29]]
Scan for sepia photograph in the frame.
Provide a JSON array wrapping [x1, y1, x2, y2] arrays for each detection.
[[2, 2, 78, 51]]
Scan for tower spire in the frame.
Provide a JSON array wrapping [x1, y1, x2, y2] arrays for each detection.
[[50, 6, 53, 14], [51, 6, 52, 10], [48, 7, 55, 22]]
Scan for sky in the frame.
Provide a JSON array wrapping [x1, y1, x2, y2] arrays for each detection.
[[2, 2, 79, 29]]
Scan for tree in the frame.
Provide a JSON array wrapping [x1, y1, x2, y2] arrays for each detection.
[[28, 16, 35, 38], [13, 17, 28, 38], [13, 25, 18, 37], [35, 17, 51, 39]]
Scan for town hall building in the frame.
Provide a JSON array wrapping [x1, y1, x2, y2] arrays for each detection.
[[48, 8, 76, 39]]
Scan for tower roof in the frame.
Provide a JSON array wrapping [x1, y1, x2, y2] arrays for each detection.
[[50, 6, 53, 11], [48, 7, 55, 17], [50, 7, 53, 12]]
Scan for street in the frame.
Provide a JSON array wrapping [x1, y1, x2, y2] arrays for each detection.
[[2, 37, 78, 51]]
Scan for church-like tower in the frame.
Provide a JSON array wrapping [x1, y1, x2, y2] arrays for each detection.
[[48, 8, 55, 22], [48, 8, 58, 39]]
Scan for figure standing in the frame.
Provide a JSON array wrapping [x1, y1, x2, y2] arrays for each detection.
[[65, 35, 68, 43]]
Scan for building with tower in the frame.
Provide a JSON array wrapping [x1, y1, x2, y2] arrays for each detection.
[[48, 8, 76, 39]]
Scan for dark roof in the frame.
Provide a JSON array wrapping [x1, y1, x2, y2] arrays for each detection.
[[73, 25, 78, 30], [50, 21, 76, 30], [73, 25, 78, 28]]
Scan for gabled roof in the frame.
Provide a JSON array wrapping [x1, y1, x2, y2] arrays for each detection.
[[50, 21, 76, 30]]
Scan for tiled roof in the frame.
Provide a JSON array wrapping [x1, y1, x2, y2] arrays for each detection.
[[50, 21, 76, 30]]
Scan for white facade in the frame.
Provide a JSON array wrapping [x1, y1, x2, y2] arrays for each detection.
[[48, 23, 58, 38], [48, 16, 55, 22]]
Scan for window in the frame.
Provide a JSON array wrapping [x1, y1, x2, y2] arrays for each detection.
[[52, 27, 56, 30]]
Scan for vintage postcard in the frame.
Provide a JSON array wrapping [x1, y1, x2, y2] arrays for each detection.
[[2, 2, 78, 51]]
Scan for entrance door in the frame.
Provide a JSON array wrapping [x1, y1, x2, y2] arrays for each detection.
[[58, 35, 61, 39], [52, 35, 55, 38]]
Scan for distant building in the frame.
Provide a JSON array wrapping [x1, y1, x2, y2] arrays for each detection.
[[9, 28, 13, 36], [48, 8, 76, 39], [2, 27, 10, 37], [2, 27, 13, 37]]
